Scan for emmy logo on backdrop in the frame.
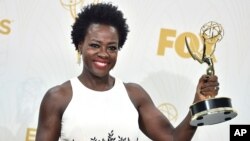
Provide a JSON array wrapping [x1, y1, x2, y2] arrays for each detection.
[[185, 21, 237, 126]]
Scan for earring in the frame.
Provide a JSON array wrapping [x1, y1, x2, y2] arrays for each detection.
[[77, 51, 81, 65]]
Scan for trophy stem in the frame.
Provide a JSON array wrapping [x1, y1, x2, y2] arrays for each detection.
[[204, 57, 215, 76]]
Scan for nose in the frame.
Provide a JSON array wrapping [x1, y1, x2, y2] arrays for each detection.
[[97, 47, 109, 58]]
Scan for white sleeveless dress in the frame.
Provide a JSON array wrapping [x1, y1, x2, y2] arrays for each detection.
[[59, 77, 140, 141]]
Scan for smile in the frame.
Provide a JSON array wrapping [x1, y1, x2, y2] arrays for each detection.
[[94, 61, 108, 67]]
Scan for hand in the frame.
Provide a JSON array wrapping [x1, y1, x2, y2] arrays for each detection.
[[193, 74, 219, 103]]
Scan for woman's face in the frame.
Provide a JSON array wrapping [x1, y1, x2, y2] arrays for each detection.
[[79, 23, 119, 78]]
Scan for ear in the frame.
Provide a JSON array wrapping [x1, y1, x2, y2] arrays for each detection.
[[77, 43, 82, 54]]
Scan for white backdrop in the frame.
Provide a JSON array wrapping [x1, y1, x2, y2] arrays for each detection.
[[1, 0, 250, 140]]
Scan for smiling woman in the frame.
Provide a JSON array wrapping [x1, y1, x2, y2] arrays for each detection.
[[78, 24, 119, 81], [35, 2, 219, 141]]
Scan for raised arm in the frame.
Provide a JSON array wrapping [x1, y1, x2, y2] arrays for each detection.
[[125, 74, 219, 141]]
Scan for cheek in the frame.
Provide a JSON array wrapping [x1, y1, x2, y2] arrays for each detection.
[[111, 53, 118, 61], [82, 48, 96, 58], [110, 54, 118, 68], [81, 51, 91, 64]]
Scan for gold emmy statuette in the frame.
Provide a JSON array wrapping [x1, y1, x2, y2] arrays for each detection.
[[185, 21, 237, 126]]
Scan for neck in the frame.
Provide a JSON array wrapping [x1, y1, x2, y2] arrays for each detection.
[[78, 71, 115, 91]]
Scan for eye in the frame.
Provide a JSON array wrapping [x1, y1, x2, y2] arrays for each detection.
[[108, 46, 118, 52], [89, 43, 100, 48]]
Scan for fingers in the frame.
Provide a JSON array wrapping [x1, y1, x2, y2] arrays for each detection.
[[198, 74, 219, 98], [200, 86, 219, 98], [200, 81, 219, 89], [199, 74, 218, 83]]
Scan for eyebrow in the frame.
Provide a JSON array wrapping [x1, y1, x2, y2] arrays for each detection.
[[90, 39, 118, 45]]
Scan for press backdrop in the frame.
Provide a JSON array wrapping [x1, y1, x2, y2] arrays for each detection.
[[1, 0, 250, 140]]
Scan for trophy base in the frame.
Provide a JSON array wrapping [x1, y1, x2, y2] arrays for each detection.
[[190, 97, 237, 126]]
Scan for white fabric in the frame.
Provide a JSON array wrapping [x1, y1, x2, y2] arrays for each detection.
[[59, 77, 140, 141]]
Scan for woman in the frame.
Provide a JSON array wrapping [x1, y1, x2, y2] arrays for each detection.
[[35, 3, 219, 141]]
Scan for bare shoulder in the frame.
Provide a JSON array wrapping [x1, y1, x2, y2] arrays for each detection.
[[124, 82, 154, 109], [41, 80, 72, 114], [124, 82, 145, 96], [45, 81, 72, 98]]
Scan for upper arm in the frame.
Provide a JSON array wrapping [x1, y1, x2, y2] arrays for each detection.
[[35, 83, 72, 141], [125, 83, 174, 140]]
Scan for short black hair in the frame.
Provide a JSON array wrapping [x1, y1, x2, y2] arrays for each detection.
[[71, 2, 129, 51]]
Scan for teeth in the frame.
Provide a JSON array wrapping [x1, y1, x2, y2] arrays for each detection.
[[95, 62, 107, 67]]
